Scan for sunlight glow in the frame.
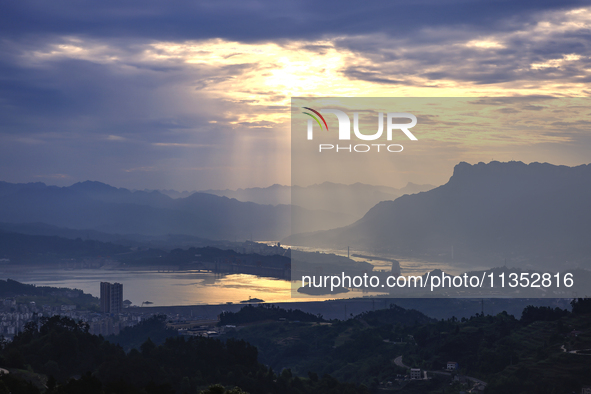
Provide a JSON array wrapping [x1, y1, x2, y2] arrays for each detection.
[[465, 40, 505, 49], [23, 6, 591, 129]]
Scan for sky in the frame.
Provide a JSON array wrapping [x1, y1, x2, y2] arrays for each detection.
[[1, 1, 591, 191], [291, 97, 591, 188]]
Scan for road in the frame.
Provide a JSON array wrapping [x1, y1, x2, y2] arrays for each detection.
[[393, 355, 408, 368], [561, 344, 591, 355]]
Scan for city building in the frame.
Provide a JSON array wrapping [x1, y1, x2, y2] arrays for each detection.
[[89, 317, 121, 336], [100, 282, 123, 314], [447, 361, 459, 370], [410, 368, 422, 380]]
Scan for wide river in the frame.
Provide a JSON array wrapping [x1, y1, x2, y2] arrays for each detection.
[[1, 252, 486, 306], [3, 267, 385, 306]]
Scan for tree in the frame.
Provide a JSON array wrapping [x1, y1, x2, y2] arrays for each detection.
[[140, 338, 156, 356], [198, 384, 249, 394], [571, 298, 591, 315]]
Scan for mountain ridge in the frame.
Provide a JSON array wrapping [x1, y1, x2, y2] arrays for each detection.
[[0, 181, 355, 241], [284, 161, 591, 269]]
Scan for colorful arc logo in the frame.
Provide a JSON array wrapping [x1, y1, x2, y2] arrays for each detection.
[[302, 107, 329, 131]]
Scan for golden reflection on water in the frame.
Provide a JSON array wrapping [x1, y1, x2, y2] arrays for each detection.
[[6, 268, 363, 306], [5, 245, 491, 306]]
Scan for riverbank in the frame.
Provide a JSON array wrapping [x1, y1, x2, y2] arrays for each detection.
[[139, 297, 572, 322]]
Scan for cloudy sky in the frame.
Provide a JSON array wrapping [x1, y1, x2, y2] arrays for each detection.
[[1, 1, 590, 191]]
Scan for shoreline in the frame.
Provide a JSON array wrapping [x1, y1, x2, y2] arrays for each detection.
[[134, 297, 572, 321]]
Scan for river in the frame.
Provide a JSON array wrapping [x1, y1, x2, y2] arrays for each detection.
[[1, 247, 488, 306], [2, 267, 379, 306]]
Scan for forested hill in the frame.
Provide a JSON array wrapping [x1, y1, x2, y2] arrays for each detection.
[[222, 300, 591, 392], [0, 232, 289, 271], [0, 316, 370, 394], [218, 304, 325, 326], [0, 278, 99, 310], [0, 231, 129, 263], [354, 304, 436, 326], [1, 300, 591, 392]]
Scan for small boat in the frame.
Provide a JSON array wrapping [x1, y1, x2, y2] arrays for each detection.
[[240, 297, 264, 303]]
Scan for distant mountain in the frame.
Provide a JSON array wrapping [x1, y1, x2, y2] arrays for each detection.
[[202, 182, 435, 218], [152, 189, 195, 199], [0, 222, 246, 250], [0, 181, 355, 241], [284, 161, 591, 269], [0, 222, 138, 244], [0, 231, 129, 263], [201, 184, 291, 206]]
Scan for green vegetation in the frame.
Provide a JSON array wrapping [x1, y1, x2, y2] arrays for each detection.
[[0, 316, 369, 394], [0, 232, 128, 264], [225, 304, 434, 389], [0, 279, 99, 311], [1, 299, 590, 393], [0, 232, 289, 274], [483, 299, 591, 393], [119, 246, 290, 270], [218, 304, 324, 326], [224, 301, 591, 393], [520, 305, 569, 326], [198, 385, 249, 394], [106, 315, 178, 352]]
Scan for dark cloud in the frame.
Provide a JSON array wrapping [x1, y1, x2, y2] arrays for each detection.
[[342, 68, 412, 85], [1, 1, 587, 43], [0, 40, 257, 189], [1, 1, 590, 190], [336, 24, 591, 86]]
